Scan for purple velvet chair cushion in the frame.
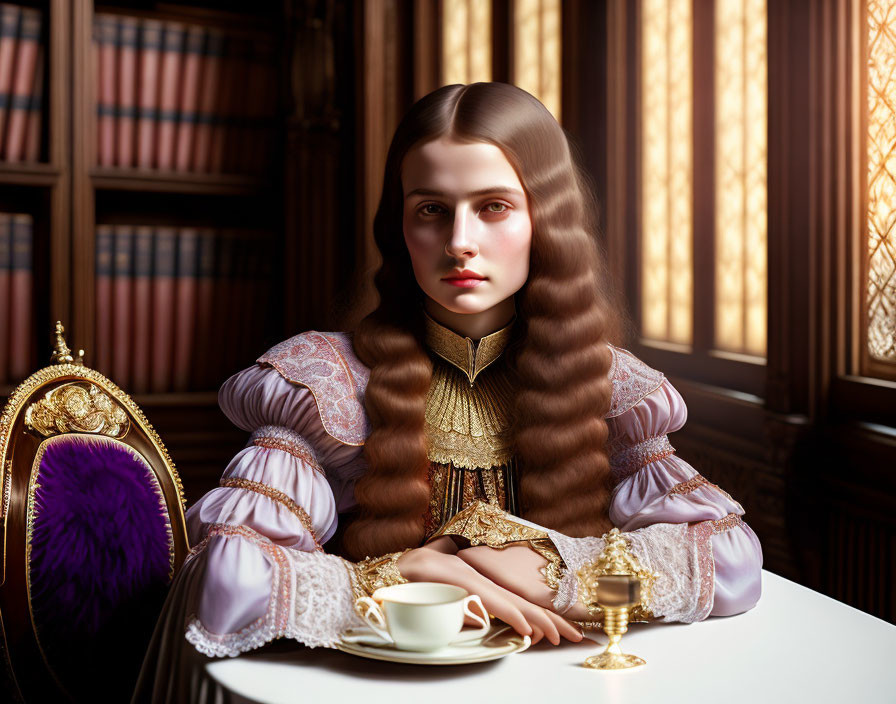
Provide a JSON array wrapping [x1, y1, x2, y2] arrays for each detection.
[[27, 433, 174, 699]]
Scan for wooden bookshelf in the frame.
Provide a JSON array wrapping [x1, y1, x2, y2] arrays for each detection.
[[0, 0, 291, 502], [0, 162, 59, 186], [91, 166, 270, 195]]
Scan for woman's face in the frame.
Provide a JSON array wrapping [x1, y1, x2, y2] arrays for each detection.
[[401, 137, 532, 323]]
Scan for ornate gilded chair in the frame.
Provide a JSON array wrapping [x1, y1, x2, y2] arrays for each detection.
[[0, 323, 189, 702]]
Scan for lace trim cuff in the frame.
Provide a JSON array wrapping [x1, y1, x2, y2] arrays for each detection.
[[609, 434, 676, 483], [548, 520, 718, 623], [184, 523, 363, 657], [249, 424, 325, 476]]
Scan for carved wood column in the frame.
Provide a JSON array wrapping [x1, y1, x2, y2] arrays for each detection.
[[283, 0, 355, 333]]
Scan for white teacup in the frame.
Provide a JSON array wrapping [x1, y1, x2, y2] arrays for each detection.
[[354, 582, 491, 652]]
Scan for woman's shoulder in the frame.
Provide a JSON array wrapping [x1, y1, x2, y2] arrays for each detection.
[[256, 330, 371, 445], [605, 342, 667, 419]]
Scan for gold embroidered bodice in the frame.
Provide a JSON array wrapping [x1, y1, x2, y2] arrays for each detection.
[[421, 311, 520, 537]]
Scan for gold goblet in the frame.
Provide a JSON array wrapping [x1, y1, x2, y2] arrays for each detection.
[[579, 573, 645, 670], [577, 528, 652, 671]]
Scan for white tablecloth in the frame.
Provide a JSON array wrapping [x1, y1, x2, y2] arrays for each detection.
[[205, 570, 896, 704]]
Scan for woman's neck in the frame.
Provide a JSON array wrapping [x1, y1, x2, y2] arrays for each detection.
[[422, 296, 516, 341]]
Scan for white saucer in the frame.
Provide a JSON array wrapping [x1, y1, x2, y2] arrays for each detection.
[[335, 625, 531, 665]]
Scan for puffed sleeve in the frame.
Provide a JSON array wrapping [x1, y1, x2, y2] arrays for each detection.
[[182, 364, 368, 657], [546, 372, 763, 624], [606, 377, 763, 620]]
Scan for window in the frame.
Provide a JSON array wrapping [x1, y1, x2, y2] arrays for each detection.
[[512, 0, 562, 121], [442, 0, 492, 85], [864, 0, 896, 377], [638, 0, 768, 367]]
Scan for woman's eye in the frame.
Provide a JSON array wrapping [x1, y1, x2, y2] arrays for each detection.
[[421, 204, 445, 216], [484, 202, 508, 214]]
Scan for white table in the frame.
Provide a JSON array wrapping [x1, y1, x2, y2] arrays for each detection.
[[205, 570, 896, 704]]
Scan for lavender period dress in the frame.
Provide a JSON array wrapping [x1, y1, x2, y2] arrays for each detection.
[[132, 331, 762, 703]]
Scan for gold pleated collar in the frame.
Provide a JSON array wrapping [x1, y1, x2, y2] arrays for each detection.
[[422, 311, 516, 386]]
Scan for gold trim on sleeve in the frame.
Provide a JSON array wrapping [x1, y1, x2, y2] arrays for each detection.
[[427, 500, 548, 548], [354, 548, 411, 596], [527, 537, 566, 592], [219, 477, 322, 550]]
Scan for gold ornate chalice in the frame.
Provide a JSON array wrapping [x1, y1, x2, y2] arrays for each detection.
[[577, 528, 654, 670]]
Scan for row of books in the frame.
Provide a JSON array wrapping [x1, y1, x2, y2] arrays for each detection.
[[0, 212, 33, 384], [95, 225, 273, 395], [0, 4, 44, 162], [94, 13, 278, 175]]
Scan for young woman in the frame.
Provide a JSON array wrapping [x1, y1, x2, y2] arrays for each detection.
[[133, 82, 762, 702]]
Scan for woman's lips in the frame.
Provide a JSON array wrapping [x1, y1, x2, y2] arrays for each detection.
[[442, 277, 486, 288]]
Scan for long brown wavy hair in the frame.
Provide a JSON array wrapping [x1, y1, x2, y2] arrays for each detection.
[[341, 82, 632, 561]]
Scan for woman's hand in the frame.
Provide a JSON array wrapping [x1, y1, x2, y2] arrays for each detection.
[[456, 543, 593, 621], [396, 543, 583, 645]]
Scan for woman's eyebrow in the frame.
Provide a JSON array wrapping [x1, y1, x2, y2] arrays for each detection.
[[405, 186, 525, 199]]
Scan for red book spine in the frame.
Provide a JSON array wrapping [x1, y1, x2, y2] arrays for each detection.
[[4, 7, 40, 162], [131, 225, 153, 392], [172, 227, 198, 391], [136, 19, 162, 170], [116, 16, 138, 168], [0, 6, 21, 160], [94, 224, 114, 377], [111, 225, 134, 388], [192, 228, 215, 389], [208, 35, 235, 174], [23, 41, 42, 161], [175, 24, 204, 172], [0, 213, 11, 382], [193, 28, 223, 173], [94, 13, 117, 167], [156, 21, 184, 171], [8, 213, 33, 380], [150, 226, 176, 392]]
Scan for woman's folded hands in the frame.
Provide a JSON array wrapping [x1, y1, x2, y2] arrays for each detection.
[[395, 537, 584, 646]]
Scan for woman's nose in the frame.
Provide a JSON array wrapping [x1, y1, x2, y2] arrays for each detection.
[[445, 209, 479, 258]]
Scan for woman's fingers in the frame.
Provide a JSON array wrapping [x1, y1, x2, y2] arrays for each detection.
[[456, 545, 555, 610], [529, 625, 544, 645], [545, 609, 583, 642]]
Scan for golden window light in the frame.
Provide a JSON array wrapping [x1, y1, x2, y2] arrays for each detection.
[[866, 0, 896, 362], [442, 0, 492, 85], [640, 0, 693, 345], [714, 0, 768, 357], [513, 0, 561, 121]]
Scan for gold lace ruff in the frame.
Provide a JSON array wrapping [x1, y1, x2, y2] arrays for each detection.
[[423, 312, 516, 470], [423, 310, 515, 385]]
